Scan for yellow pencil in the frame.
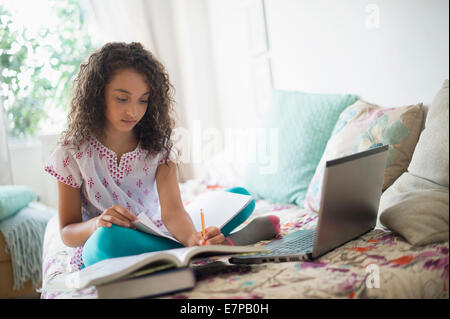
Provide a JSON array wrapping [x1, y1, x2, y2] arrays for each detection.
[[200, 209, 206, 240]]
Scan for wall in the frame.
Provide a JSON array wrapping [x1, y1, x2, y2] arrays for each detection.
[[201, 0, 449, 185], [8, 134, 59, 209], [264, 0, 449, 106]]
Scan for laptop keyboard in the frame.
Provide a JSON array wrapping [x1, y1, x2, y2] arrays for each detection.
[[271, 231, 314, 254], [240, 229, 316, 258], [267, 229, 315, 255]]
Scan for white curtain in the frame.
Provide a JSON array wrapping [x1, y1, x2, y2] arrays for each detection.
[[87, 0, 157, 52], [0, 95, 13, 185]]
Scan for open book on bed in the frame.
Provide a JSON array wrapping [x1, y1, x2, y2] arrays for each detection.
[[65, 244, 268, 289], [132, 190, 253, 243]]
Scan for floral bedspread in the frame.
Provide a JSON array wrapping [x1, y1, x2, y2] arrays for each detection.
[[40, 180, 449, 299]]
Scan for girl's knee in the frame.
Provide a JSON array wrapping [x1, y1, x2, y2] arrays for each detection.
[[83, 225, 130, 266], [225, 186, 251, 196], [82, 224, 182, 267], [220, 186, 256, 236], [91, 225, 121, 253], [226, 186, 255, 213]]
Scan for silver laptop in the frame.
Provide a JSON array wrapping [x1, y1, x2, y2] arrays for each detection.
[[229, 144, 389, 264]]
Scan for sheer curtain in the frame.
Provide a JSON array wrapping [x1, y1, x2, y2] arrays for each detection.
[[87, 0, 214, 182], [0, 95, 13, 185], [87, 0, 157, 52]]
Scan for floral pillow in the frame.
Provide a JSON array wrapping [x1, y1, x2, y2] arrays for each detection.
[[305, 100, 424, 213]]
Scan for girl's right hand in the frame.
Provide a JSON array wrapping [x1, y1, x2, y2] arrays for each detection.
[[185, 227, 225, 247], [95, 205, 138, 230]]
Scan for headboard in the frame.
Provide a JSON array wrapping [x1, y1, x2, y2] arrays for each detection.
[[264, 0, 449, 107]]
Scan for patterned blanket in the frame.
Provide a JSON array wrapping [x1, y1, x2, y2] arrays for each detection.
[[40, 181, 449, 299]]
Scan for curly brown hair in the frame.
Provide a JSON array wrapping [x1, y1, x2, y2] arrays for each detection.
[[60, 42, 176, 163]]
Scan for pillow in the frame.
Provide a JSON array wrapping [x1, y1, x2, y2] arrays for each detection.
[[408, 80, 449, 187], [243, 89, 358, 206], [305, 100, 423, 212], [379, 174, 449, 246], [0, 185, 37, 221], [378, 79, 449, 246]]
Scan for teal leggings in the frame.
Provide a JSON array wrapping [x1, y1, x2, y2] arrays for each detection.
[[82, 186, 255, 267]]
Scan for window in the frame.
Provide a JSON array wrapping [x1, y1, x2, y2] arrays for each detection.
[[0, 0, 98, 140]]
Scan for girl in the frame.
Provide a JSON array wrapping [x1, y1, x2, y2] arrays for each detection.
[[44, 42, 280, 269]]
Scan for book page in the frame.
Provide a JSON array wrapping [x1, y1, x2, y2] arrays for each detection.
[[65, 247, 201, 289], [66, 250, 186, 289], [167, 245, 270, 266]]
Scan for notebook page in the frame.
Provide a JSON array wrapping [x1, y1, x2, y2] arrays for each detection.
[[133, 213, 179, 242], [184, 191, 252, 231]]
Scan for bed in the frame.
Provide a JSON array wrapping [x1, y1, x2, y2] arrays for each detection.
[[40, 179, 449, 299], [40, 78, 449, 299]]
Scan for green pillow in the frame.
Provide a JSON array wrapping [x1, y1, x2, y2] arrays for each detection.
[[0, 185, 37, 221], [243, 89, 357, 206]]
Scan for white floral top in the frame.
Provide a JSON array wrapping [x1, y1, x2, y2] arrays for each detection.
[[44, 135, 177, 231]]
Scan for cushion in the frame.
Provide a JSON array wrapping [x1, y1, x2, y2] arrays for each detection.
[[0, 185, 37, 221], [379, 174, 449, 246], [379, 79, 449, 246], [243, 89, 357, 206], [408, 80, 449, 187], [305, 100, 424, 212]]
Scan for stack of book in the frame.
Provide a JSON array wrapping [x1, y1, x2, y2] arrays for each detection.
[[67, 244, 268, 299]]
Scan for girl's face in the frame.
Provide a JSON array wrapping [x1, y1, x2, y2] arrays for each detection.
[[104, 68, 149, 135]]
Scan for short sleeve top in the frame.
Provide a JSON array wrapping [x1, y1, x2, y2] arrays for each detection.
[[44, 135, 178, 231]]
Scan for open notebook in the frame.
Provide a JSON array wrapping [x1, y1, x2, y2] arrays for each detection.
[[132, 190, 253, 243]]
